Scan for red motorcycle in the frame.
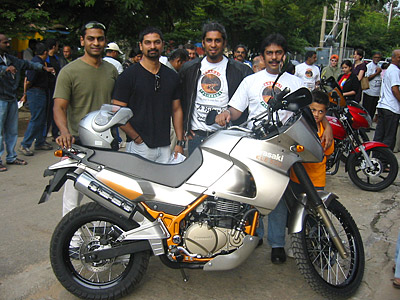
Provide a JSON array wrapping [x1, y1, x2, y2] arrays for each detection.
[[321, 77, 398, 192]]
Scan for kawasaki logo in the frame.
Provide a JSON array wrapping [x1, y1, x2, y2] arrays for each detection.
[[256, 151, 284, 163]]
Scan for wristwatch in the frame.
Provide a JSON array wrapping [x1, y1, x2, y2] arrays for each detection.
[[176, 140, 185, 147]]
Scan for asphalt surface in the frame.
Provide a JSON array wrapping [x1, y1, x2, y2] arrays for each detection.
[[0, 112, 399, 300]]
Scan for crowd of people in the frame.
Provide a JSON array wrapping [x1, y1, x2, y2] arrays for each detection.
[[1, 20, 400, 289]]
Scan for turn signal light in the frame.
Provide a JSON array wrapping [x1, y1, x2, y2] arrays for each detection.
[[54, 150, 63, 157], [296, 145, 305, 152], [290, 144, 305, 152]]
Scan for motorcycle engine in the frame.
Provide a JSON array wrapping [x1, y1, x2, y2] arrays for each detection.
[[183, 198, 245, 257]]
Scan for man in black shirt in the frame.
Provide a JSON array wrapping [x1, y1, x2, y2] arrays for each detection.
[[19, 42, 55, 156], [112, 27, 184, 163]]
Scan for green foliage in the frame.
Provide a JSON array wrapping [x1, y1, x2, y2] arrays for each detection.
[[1, 0, 400, 59]]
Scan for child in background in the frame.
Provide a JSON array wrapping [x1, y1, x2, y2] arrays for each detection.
[[290, 90, 334, 192]]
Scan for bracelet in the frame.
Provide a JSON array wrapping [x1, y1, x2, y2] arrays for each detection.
[[133, 136, 139, 141], [176, 140, 185, 147]]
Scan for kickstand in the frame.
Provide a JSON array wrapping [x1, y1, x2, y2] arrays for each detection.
[[180, 268, 189, 282]]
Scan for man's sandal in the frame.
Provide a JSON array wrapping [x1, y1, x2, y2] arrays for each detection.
[[6, 158, 28, 165], [393, 278, 400, 289], [0, 163, 7, 172]]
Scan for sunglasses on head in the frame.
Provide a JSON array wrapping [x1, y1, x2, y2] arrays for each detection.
[[84, 22, 106, 31]]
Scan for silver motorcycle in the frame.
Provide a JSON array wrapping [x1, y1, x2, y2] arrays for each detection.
[[40, 88, 364, 299]]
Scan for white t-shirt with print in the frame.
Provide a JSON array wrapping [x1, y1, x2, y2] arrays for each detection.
[[295, 62, 320, 91], [229, 70, 303, 128], [377, 63, 400, 114], [191, 57, 229, 131], [364, 62, 382, 97]]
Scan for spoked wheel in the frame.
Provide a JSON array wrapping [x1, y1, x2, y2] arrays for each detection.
[[50, 202, 150, 300], [347, 146, 398, 191], [292, 199, 365, 299]]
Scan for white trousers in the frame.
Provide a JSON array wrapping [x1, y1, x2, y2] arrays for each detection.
[[126, 141, 170, 163], [62, 179, 84, 216]]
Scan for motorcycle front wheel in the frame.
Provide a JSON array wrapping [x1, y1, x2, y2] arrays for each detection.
[[347, 146, 398, 191], [50, 202, 150, 300], [292, 199, 365, 299]]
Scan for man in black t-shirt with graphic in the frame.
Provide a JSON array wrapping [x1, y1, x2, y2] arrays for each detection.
[[112, 27, 184, 163]]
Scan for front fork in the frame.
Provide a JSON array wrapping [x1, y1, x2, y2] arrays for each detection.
[[292, 163, 348, 259]]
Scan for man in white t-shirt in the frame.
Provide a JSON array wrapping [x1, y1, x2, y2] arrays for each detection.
[[103, 42, 124, 74], [215, 33, 333, 265], [295, 50, 320, 91], [363, 52, 382, 120], [373, 49, 400, 150], [180, 22, 253, 154]]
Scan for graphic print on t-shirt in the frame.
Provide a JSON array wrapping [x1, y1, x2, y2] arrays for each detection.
[[260, 81, 283, 109], [305, 68, 314, 78], [200, 70, 223, 98]]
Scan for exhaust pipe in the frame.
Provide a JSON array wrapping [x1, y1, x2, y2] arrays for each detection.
[[74, 172, 136, 219]]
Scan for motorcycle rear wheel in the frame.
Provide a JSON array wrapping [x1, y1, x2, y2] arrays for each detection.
[[50, 202, 150, 300], [347, 146, 398, 191], [292, 199, 365, 299]]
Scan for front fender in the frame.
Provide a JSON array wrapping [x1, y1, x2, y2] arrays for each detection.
[[287, 191, 338, 234], [352, 141, 388, 153]]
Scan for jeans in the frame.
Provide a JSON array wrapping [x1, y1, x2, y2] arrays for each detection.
[[395, 231, 400, 278], [267, 197, 288, 248], [0, 99, 18, 163], [126, 141, 170, 163], [21, 88, 47, 148], [373, 108, 400, 151]]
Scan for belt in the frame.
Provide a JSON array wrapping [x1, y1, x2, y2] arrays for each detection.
[[29, 87, 46, 91], [192, 130, 215, 137]]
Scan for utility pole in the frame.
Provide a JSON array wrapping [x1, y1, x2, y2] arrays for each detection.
[[387, 0, 393, 29], [319, 6, 328, 47]]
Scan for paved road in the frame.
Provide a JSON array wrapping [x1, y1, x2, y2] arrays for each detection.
[[0, 123, 399, 300]]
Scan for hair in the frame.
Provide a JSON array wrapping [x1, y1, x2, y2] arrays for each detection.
[[128, 47, 142, 58], [139, 27, 164, 42], [354, 48, 364, 58], [234, 44, 248, 53], [305, 50, 316, 60], [372, 51, 382, 57], [311, 90, 330, 109], [202, 22, 227, 41], [80, 21, 106, 37], [382, 62, 389, 69], [35, 42, 48, 56], [341, 59, 353, 69], [45, 38, 58, 50], [184, 43, 196, 51], [252, 55, 262, 66], [168, 48, 189, 62], [28, 39, 37, 49], [259, 33, 288, 54]]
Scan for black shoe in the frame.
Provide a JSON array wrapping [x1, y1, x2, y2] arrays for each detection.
[[271, 247, 286, 264], [257, 238, 263, 248]]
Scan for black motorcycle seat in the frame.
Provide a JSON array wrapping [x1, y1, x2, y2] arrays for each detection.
[[87, 148, 203, 188]]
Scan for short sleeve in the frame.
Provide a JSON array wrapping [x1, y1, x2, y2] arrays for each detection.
[[54, 68, 72, 100], [112, 69, 134, 104], [228, 78, 249, 113]]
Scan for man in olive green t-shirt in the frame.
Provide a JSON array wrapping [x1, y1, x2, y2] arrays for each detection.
[[53, 21, 118, 216]]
